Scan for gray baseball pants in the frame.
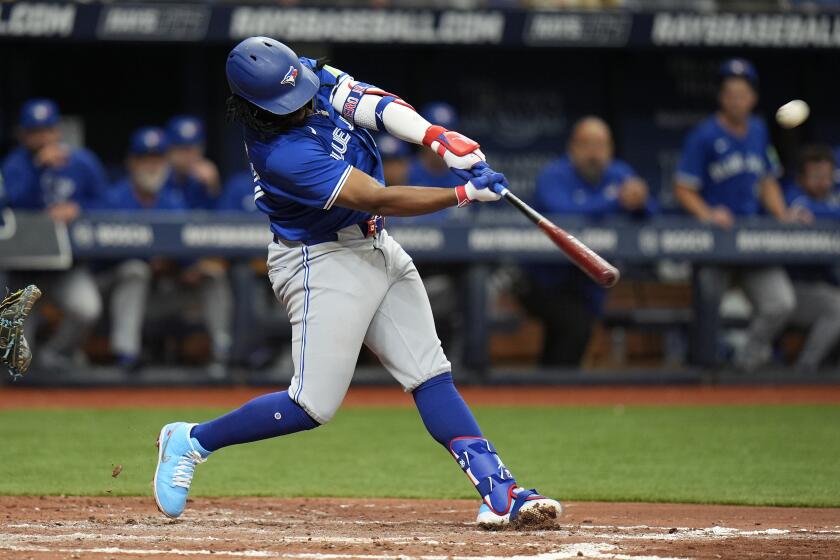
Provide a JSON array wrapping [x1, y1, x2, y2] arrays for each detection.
[[790, 281, 840, 370], [691, 265, 796, 369], [268, 226, 451, 424]]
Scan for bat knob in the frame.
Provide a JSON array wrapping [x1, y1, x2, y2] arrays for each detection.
[[600, 267, 620, 288]]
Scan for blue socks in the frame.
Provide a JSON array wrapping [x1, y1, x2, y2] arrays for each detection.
[[413, 373, 519, 514], [191, 390, 318, 452], [412, 372, 482, 445]]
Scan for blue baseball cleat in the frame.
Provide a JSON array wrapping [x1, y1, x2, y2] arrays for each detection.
[[476, 487, 563, 527], [153, 422, 211, 518]]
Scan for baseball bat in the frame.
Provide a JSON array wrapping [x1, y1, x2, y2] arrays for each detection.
[[495, 185, 620, 288]]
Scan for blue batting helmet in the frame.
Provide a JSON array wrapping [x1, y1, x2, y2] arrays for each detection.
[[420, 101, 459, 130], [166, 115, 205, 146], [19, 98, 60, 130], [226, 37, 319, 116], [720, 58, 758, 86]]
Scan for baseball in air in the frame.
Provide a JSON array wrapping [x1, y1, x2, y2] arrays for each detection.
[[776, 99, 810, 129]]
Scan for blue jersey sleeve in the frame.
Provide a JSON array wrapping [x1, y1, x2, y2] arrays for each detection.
[[676, 126, 707, 190], [0, 151, 39, 208], [263, 139, 352, 210], [74, 148, 110, 209]]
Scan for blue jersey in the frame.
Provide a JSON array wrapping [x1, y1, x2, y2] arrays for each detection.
[[102, 178, 187, 211], [217, 171, 258, 213], [167, 173, 217, 210], [534, 155, 654, 217], [676, 115, 779, 216], [245, 58, 382, 241], [783, 182, 840, 220], [1, 146, 108, 210]]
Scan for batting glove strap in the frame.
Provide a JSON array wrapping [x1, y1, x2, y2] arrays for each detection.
[[455, 184, 471, 207]]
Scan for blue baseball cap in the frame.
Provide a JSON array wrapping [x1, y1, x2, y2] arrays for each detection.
[[166, 115, 205, 146], [129, 126, 169, 156], [420, 101, 459, 130], [720, 58, 758, 86], [376, 133, 411, 159], [19, 98, 60, 130]]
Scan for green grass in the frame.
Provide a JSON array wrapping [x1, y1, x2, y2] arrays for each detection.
[[1, 405, 838, 507]]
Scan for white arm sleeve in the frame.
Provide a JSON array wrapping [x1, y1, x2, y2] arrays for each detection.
[[329, 75, 431, 145]]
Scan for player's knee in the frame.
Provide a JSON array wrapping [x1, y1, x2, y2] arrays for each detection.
[[296, 396, 338, 425], [65, 290, 102, 324]]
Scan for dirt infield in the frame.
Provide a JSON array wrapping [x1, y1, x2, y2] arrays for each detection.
[[3, 384, 840, 409], [0, 496, 838, 560]]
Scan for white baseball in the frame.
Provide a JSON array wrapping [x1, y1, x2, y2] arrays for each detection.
[[776, 99, 810, 129]]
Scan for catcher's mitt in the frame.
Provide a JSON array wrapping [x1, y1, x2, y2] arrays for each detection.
[[0, 284, 42, 381]]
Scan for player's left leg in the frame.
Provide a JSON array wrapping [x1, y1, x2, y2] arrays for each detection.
[[363, 231, 561, 526]]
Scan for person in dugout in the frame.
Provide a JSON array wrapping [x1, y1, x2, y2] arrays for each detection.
[[673, 58, 811, 371], [165, 115, 221, 209], [521, 116, 655, 368], [2, 98, 108, 370], [781, 145, 840, 372], [375, 132, 412, 187], [101, 127, 232, 376], [98, 127, 187, 371]]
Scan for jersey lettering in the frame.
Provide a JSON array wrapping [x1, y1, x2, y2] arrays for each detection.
[[708, 152, 765, 183], [330, 128, 351, 161]]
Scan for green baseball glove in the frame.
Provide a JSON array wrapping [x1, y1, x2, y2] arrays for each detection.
[[0, 285, 42, 381]]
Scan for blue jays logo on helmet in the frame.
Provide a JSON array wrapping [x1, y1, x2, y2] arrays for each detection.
[[226, 37, 320, 116], [281, 65, 298, 87]]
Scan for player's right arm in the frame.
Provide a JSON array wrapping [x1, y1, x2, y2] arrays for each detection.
[[263, 139, 503, 217], [673, 128, 733, 228], [322, 65, 485, 175], [335, 167, 502, 217]]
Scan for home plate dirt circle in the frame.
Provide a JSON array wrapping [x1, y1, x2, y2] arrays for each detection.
[[1, 497, 838, 559]]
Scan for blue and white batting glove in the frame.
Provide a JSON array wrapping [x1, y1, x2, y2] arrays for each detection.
[[455, 169, 506, 207]]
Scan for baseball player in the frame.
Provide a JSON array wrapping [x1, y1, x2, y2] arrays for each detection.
[[674, 58, 808, 371], [165, 116, 221, 209], [782, 145, 840, 372], [526, 116, 654, 367], [98, 127, 187, 371], [2, 99, 105, 369], [154, 37, 562, 527]]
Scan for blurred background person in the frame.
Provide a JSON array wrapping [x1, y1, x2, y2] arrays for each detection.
[[97, 126, 186, 371], [165, 115, 221, 209], [217, 169, 257, 213], [217, 169, 292, 371], [519, 116, 654, 367], [163, 116, 233, 376], [2, 98, 106, 370], [375, 133, 411, 186], [782, 144, 840, 372], [674, 58, 809, 371]]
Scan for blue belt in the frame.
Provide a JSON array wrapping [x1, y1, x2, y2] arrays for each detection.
[[274, 216, 384, 247]]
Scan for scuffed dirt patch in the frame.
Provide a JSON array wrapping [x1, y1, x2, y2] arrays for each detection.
[[0, 496, 838, 559]]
